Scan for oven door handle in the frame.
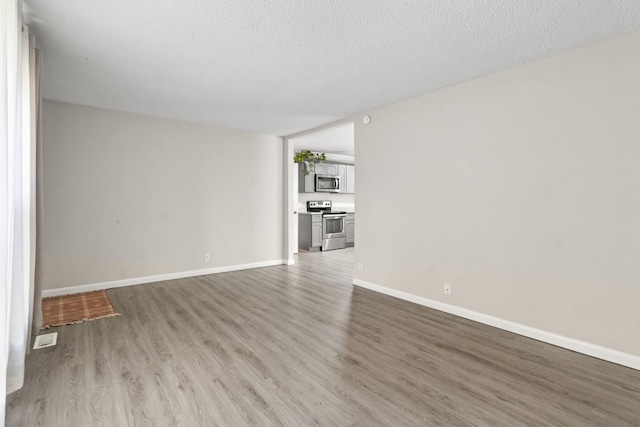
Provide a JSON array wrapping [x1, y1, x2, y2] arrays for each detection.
[[323, 214, 346, 219]]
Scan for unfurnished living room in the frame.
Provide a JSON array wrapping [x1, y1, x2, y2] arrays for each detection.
[[2, 1, 640, 426]]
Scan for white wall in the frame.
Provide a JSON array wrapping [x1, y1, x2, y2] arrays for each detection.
[[353, 30, 640, 358], [42, 101, 284, 290]]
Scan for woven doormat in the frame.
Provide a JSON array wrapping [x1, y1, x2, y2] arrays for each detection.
[[42, 290, 119, 329]]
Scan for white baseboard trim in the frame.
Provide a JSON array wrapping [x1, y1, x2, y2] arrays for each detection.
[[42, 259, 288, 298], [285, 259, 296, 265], [352, 278, 640, 371]]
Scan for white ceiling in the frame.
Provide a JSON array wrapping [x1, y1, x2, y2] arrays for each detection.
[[293, 123, 355, 156], [23, 1, 640, 137]]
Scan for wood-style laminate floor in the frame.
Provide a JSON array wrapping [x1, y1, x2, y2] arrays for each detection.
[[6, 248, 640, 426]]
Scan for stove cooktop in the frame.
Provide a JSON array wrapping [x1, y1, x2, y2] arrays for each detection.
[[306, 201, 346, 215], [308, 209, 346, 215]]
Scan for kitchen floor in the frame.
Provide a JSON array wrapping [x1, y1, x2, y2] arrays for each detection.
[[6, 247, 640, 426], [301, 246, 355, 261]]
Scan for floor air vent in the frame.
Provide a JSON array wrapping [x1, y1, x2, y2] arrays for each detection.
[[33, 332, 58, 349]]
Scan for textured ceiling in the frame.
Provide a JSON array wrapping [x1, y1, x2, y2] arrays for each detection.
[[22, 0, 640, 136]]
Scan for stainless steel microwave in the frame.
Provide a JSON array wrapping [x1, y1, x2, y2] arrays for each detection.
[[315, 174, 340, 192]]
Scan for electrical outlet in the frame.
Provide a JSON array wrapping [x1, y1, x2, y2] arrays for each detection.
[[358, 263, 364, 272], [204, 254, 210, 262], [444, 283, 452, 296]]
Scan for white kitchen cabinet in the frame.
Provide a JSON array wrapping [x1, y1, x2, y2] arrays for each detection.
[[316, 162, 339, 175], [298, 163, 315, 193], [313, 163, 326, 174], [346, 213, 355, 246], [312, 221, 322, 248], [338, 164, 347, 192], [299, 213, 323, 251], [326, 163, 339, 175], [338, 164, 355, 194], [346, 165, 355, 193]]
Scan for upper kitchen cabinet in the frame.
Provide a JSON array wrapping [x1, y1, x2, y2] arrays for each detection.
[[298, 163, 315, 193], [315, 162, 339, 175], [338, 165, 347, 192], [346, 165, 355, 193], [338, 164, 355, 194], [299, 162, 355, 193]]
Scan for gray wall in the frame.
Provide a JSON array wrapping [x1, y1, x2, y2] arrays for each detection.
[[42, 101, 283, 290], [353, 30, 640, 357]]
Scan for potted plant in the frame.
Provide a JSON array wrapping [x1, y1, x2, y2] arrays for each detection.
[[294, 150, 327, 175]]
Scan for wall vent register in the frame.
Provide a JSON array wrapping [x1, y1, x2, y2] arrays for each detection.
[[33, 333, 58, 349]]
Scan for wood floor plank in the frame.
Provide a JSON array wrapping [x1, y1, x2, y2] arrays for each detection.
[[6, 247, 640, 426]]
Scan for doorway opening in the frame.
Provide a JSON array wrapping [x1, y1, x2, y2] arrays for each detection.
[[285, 122, 355, 264]]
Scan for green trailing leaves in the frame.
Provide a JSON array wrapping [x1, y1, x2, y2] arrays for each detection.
[[293, 150, 326, 175]]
